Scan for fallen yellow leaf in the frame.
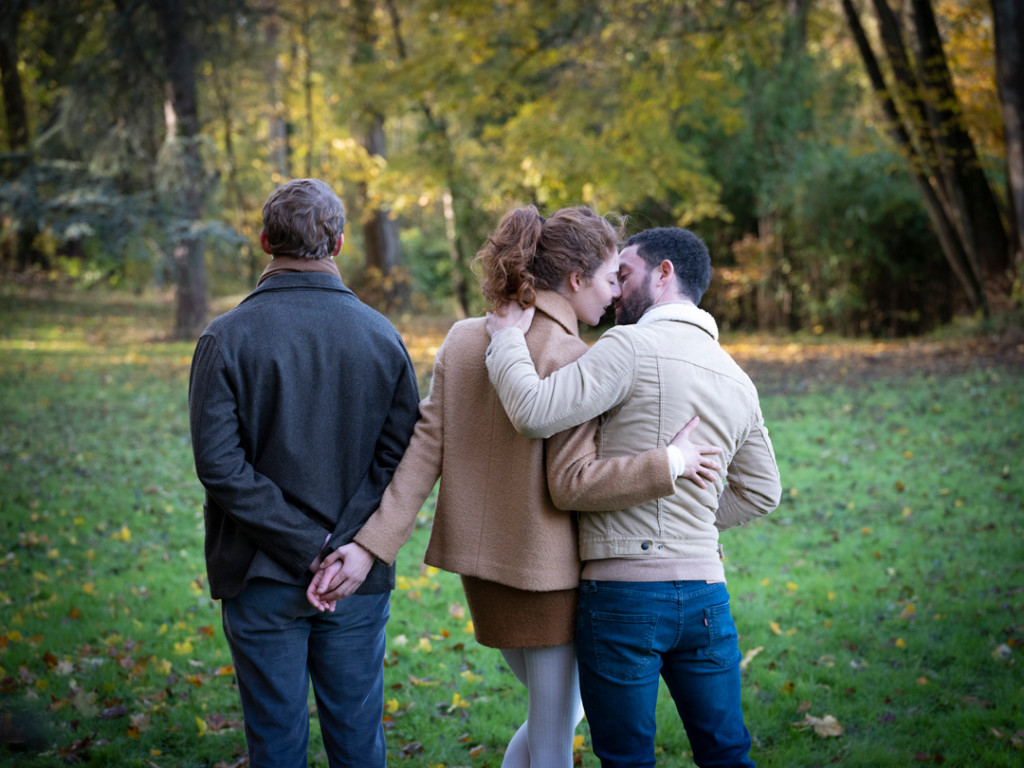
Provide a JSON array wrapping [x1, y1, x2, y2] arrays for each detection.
[[740, 646, 764, 671], [174, 640, 194, 655]]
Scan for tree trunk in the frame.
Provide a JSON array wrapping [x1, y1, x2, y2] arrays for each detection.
[[442, 189, 469, 319], [299, 1, 315, 179], [261, 1, 290, 183], [785, 0, 811, 55], [385, 0, 470, 317], [842, 0, 1000, 314], [0, 1, 29, 152], [991, 0, 1024, 272], [361, 117, 406, 308], [349, 0, 407, 311], [153, 0, 208, 340], [910, 0, 1009, 287], [0, 0, 42, 269], [209, 51, 257, 284]]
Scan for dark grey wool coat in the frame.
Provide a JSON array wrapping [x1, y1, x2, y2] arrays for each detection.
[[188, 272, 420, 600]]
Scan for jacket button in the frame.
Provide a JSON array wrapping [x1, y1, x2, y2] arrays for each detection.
[[641, 541, 651, 551]]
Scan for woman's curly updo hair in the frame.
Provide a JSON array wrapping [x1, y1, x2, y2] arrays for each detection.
[[473, 205, 623, 309]]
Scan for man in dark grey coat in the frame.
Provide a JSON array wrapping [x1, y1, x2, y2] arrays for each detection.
[[188, 178, 420, 768]]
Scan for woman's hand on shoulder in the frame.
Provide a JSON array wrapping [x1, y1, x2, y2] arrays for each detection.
[[485, 302, 535, 337]]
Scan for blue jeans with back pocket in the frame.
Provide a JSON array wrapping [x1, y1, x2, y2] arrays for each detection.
[[575, 580, 755, 768]]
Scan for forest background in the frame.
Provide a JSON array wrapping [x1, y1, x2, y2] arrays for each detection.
[[1, 0, 1023, 339], [2, 1, 1024, 766]]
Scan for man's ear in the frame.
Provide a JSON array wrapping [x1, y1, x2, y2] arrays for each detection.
[[259, 230, 273, 255], [656, 259, 675, 287], [332, 234, 344, 257]]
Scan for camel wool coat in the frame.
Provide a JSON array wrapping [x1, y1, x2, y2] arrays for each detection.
[[354, 291, 676, 595]]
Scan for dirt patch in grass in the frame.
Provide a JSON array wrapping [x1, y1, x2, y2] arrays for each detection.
[[6, 287, 1021, 395], [724, 327, 1024, 395]]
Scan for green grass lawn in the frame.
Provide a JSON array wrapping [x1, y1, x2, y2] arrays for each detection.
[[1, 290, 1022, 767]]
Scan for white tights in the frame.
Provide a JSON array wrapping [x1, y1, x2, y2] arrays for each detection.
[[499, 642, 586, 768]]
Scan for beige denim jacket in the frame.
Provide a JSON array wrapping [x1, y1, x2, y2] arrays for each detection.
[[486, 302, 782, 582]]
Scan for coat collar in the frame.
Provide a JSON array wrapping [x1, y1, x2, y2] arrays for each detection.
[[534, 290, 580, 338], [637, 301, 719, 341], [257, 255, 342, 285], [241, 272, 355, 304]]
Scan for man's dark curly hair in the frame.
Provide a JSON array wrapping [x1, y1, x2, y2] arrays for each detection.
[[625, 227, 712, 304]]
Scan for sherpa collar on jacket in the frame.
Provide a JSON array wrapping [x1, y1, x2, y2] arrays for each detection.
[[637, 301, 719, 341]]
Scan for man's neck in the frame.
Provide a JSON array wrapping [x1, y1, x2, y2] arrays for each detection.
[[653, 296, 693, 307]]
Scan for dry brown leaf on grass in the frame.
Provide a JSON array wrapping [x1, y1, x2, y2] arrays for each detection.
[[401, 740, 423, 756], [792, 712, 844, 738], [204, 711, 243, 731]]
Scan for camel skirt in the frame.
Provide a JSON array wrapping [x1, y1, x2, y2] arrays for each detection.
[[460, 575, 577, 648]]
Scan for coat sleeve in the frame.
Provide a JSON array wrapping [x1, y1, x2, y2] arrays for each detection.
[[327, 347, 421, 552], [189, 335, 328, 575], [716, 411, 782, 530], [485, 327, 636, 439], [353, 339, 447, 564], [545, 417, 677, 512]]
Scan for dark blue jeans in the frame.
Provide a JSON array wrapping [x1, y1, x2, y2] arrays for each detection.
[[221, 578, 389, 768], [576, 580, 754, 768]]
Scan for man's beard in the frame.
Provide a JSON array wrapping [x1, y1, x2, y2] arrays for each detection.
[[616, 281, 653, 326]]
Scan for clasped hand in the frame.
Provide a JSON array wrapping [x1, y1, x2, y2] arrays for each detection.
[[306, 542, 375, 612]]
